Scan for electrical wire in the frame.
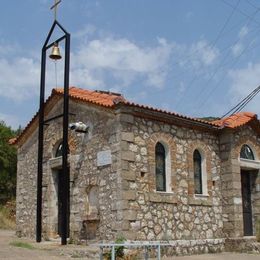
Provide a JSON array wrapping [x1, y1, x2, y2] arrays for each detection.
[[174, 0, 241, 110], [188, 5, 260, 115], [222, 86, 260, 117], [221, 0, 260, 26], [193, 35, 258, 114], [165, 0, 243, 80]]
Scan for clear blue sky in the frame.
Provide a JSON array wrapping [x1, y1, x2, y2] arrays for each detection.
[[1, 0, 260, 128]]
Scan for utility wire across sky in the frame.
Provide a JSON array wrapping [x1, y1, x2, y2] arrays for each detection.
[[221, 85, 260, 118]]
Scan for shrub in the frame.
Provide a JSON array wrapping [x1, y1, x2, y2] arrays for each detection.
[[0, 200, 16, 230], [104, 236, 125, 260]]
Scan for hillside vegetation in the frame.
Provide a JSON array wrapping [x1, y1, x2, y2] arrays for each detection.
[[0, 121, 18, 202], [0, 121, 19, 229]]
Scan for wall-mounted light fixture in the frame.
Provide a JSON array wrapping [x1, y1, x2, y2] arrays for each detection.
[[69, 122, 89, 133]]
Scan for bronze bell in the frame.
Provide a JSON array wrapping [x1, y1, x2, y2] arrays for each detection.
[[49, 42, 62, 60]]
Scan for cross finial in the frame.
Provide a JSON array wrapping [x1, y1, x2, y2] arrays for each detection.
[[50, 0, 61, 20]]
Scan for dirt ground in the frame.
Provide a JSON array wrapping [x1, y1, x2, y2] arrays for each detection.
[[0, 230, 71, 259], [0, 229, 260, 259]]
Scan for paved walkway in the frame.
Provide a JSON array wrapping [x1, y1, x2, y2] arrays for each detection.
[[0, 230, 259, 259]]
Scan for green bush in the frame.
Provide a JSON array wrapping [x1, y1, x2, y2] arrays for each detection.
[[104, 236, 125, 259], [0, 121, 18, 202], [114, 237, 125, 258]]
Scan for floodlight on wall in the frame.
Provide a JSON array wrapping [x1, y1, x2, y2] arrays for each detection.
[[69, 122, 88, 133]]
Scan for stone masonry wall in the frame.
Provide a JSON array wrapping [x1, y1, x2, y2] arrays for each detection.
[[233, 126, 260, 236], [16, 99, 260, 244], [118, 112, 224, 241], [16, 99, 121, 241], [220, 125, 260, 237], [16, 131, 38, 238]]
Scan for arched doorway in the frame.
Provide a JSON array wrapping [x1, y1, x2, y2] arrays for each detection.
[[49, 142, 70, 238], [240, 144, 255, 236]]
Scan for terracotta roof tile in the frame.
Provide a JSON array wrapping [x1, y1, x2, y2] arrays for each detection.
[[54, 87, 126, 107], [10, 87, 259, 146], [212, 112, 256, 128], [54, 87, 219, 127]]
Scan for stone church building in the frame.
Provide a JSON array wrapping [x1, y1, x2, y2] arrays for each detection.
[[11, 87, 260, 249]]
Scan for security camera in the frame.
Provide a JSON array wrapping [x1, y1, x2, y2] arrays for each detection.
[[69, 122, 88, 133]]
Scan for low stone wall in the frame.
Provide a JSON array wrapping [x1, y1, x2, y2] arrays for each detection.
[[225, 237, 260, 254], [155, 238, 225, 256]]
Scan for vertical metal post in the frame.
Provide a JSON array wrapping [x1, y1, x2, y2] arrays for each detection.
[[36, 48, 46, 243], [37, 20, 70, 245], [111, 246, 115, 260], [61, 33, 70, 245], [144, 245, 148, 260], [157, 244, 161, 260], [99, 247, 103, 260]]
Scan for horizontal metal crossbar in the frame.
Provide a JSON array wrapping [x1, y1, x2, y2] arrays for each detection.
[[44, 113, 76, 124]]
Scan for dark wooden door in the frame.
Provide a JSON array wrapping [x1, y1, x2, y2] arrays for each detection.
[[57, 169, 70, 237], [241, 171, 253, 236], [57, 170, 63, 236]]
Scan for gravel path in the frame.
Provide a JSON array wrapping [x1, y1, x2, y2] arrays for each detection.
[[0, 230, 259, 259]]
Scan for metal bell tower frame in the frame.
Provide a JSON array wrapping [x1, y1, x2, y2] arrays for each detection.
[[36, 19, 70, 245]]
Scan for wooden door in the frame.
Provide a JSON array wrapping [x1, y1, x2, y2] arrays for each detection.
[[57, 169, 70, 238], [57, 170, 63, 236], [241, 171, 253, 236]]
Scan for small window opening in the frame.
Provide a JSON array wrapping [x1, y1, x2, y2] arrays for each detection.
[[194, 149, 202, 194], [155, 142, 166, 192], [55, 142, 70, 158], [240, 144, 255, 160]]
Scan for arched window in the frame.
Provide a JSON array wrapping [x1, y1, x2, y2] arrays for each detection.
[[240, 144, 255, 160], [193, 149, 202, 194], [155, 142, 166, 192], [55, 142, 70, 158]]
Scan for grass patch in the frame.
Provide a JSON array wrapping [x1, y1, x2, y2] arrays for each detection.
[[0, 202, 16, 230], [10, 241, 35, 250]]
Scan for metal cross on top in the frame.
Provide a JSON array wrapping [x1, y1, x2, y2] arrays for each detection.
[[50, 0, 62, 20]]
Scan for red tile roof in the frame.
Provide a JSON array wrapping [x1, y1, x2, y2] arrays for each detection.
[[10, 87, 259, 146], [54, 87, 126, 107], [54, 87, 219, 127], [212, 112, 257, 128]]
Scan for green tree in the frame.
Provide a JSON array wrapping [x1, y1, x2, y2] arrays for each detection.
[[0, 121, 17, 202]]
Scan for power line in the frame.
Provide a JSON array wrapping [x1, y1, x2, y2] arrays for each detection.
[[174, 0, 241, 110], [221, 0, 260, 26], [194, 34, 259, 115], [212, 0, 241, 46], [188, 5, 260, 114], [246, 0, 260, 11], [221, 85, 260, 118], [167, 1, 259, 91]]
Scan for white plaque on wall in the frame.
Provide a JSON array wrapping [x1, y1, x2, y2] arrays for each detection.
[[97, 150, 112, 167]]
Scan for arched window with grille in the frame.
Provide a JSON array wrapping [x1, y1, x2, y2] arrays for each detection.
[[55, 142, 70, 158], [240, 144, 255, 160], [193, 149, 203, 194], [155, 142, 166, 192]]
